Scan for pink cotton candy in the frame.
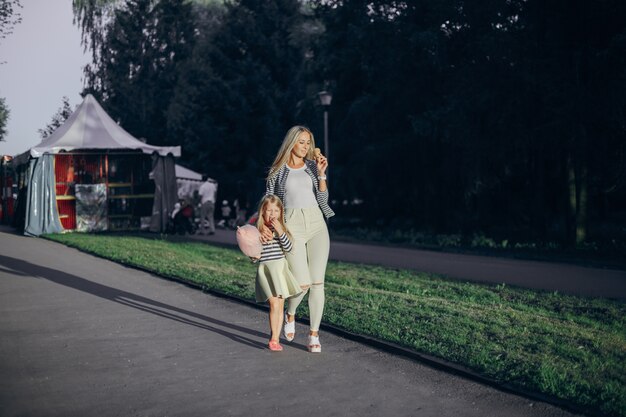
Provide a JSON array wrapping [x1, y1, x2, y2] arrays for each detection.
[[236, 224, 263, 258]]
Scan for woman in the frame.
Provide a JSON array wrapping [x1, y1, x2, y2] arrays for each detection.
[[264, 125, 334, 353]]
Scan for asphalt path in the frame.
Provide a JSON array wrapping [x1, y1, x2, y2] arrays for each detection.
[[0, 229, 580, 417], [193, 229, 626, 300]]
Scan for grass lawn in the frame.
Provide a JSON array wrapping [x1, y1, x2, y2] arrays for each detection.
[[46, 233, 626, 417]]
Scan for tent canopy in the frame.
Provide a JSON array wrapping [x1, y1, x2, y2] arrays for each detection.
[[23, 94, 180, 159], [175, 164, 202, 181]]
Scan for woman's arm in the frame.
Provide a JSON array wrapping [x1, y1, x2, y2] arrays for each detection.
[[316, 155, 328, 192], [265, 176, 276, 196]]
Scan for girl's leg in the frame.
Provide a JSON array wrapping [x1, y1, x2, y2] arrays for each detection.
[[268, 297, 285, 342]]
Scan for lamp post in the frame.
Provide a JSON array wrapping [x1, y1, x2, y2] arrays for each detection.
[[317, 90, 332, 176]]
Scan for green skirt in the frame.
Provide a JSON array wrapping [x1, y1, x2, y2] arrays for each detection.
[[255, 258, 302, 303]]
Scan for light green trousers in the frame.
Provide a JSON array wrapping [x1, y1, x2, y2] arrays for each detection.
[[284, 206, 330, 331]]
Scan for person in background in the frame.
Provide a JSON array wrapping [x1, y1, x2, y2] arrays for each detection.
[[234, 180, 249, 227], [219, 199, 233, 228], [198, 176, 217, 235]]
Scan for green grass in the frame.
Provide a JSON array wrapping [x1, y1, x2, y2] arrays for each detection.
[[46, 233, 626, 417]]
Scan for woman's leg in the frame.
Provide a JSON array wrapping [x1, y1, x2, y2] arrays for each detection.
[[308, 283, 325, 333], [286, 287, 308, 316], [284, 210, 312, 322], [306, 225, 330, 333], [268, 297, 284, 342]]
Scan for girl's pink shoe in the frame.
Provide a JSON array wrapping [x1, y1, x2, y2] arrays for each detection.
[[268, 340, 283, 351]]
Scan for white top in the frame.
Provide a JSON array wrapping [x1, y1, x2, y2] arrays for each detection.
[[284, 165, 318, 209], [198, 181, 217, 204]]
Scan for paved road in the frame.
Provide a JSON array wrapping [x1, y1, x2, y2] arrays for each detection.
[[193, 230, 626, 299], [0, 229, 580, 417]]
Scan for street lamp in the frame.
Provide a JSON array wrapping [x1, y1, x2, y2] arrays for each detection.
[[317, 90, 332, 176]]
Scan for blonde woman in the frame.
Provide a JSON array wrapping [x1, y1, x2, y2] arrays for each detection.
[[264, 125, 334, 353]]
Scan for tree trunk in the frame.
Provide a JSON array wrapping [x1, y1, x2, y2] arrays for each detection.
[[567, 154, 588, 246], [576, 164, 588, 245], [567, 155, 576, 246]]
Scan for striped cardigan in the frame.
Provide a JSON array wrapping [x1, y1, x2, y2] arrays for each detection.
[[266, 159, 335, 219]]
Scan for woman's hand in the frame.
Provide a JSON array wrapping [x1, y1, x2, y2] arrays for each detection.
[[271, 218, 284, 236], [316, 154, 328, 176], [260, 226, 274, 243]]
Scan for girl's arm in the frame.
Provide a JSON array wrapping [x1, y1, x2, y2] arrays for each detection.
[[277, 233, 293, 253]]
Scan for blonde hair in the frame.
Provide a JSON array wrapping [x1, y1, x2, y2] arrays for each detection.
[[256, 194, 292, 242], [267, 125, 316, 179]]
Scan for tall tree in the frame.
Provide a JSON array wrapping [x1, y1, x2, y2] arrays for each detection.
[[0, 0, 22, 49], [84, 0, 196, 146], [0, 96, 9, 141], [38, 96, 74, 139], [167, 0, 312, 199]]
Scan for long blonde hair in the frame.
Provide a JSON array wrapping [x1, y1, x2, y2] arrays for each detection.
[[256, 195, 292, 242], [267, 125, 316, 179]]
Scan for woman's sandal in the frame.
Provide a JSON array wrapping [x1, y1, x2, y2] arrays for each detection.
[[283, 314, 295, 342], [268, 340, 283, 351], [307, 335, 321, 353]]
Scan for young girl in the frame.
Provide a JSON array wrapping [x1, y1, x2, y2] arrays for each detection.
[[253, 195, 302, 351]]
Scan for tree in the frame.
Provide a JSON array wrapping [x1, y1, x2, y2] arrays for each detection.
[[1, 0, 22, 64], [167, 0, 312, 199], [310, 0, 626, 246], [83, 0, 196, 146], [0, 96, 9, 141], [0, 0, 22, 41], [38, 96, 74, 139]]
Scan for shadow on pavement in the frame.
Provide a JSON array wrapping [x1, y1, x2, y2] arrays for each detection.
[[0, 254, 269, 350]]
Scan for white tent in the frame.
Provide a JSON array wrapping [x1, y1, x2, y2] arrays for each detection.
[[15, 94, 180, 164], [175, 164, 202, 180], [14, 94, 180, 236], [174, 164, 217, 202]]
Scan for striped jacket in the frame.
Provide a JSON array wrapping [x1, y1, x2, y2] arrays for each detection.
[[266, 159, 335, 218]]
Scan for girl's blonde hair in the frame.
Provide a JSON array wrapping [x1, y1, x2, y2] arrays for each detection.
[[267, 125, 316, 179], [256, 195, 292, 241]]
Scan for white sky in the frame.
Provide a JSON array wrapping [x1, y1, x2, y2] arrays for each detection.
[[0, 0, 90, 157]]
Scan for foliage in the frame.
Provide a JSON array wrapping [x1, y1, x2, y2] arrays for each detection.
[[38, 96, 74, 139], [0, 96, 8, 141], [75, 0, 626, 246], [313, 0, 626, 246], [46, 232, 626, 416], [0, 0, 22, 51], [166, 0, 313, 200], [72, 0, 121, 66], [83, 0, 196, 147]]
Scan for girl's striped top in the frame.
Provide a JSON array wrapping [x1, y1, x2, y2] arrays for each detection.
[[259, 232, 293, 263]]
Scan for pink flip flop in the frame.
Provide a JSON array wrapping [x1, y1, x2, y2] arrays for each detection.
[[268, 340, 283, 351]]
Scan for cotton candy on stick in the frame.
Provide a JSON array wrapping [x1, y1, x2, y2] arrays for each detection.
[[236, 224, 263, 258]]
